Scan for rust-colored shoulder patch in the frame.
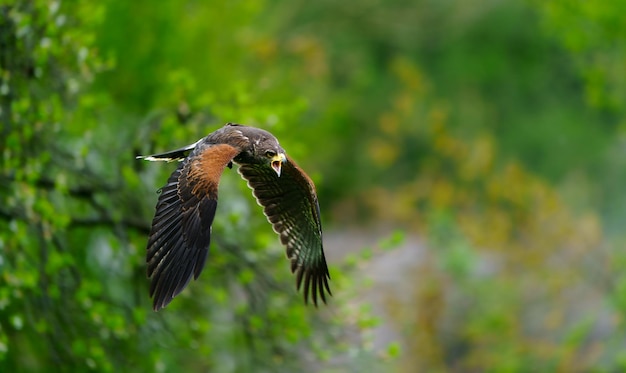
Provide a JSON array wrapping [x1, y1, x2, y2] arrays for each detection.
[[187, 144, 240, 198]]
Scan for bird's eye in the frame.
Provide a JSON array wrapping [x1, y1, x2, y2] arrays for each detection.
[[265, 150, 276, 158]]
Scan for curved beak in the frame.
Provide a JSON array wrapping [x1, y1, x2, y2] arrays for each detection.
[[271, 153, 287, 177]]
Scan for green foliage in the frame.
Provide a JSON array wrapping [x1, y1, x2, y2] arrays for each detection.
[[3, 0, 626, 372], [0, 1, 376, 372], [536, 0, 626, 113]]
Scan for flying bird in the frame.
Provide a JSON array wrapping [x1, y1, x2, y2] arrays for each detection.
[[138, 123, 331, 310]]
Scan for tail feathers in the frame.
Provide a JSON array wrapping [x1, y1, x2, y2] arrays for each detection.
[[136, 140, 201, 162]]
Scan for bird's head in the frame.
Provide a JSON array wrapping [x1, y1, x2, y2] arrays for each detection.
[[254, 137, 286, 176], [226, 125, 287, 176], [264, 150, 287, 177]]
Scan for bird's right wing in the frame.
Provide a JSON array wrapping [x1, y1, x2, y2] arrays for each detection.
[[146, 143, 240, 310], [238, 157, 331, 306]]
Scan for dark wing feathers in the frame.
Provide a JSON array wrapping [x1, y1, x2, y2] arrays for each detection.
[[146, 143, 239, 310], [238, 157, 331, 306]]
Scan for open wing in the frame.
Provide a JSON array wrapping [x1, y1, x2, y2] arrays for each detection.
[[146, 143, 240, 310], [238, 157, 331, 305]]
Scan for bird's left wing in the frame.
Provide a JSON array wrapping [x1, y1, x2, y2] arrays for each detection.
[[146, 143, 240, 310], [238, 157, 331, 306]]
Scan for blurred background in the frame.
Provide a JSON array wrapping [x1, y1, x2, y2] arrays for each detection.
[[2, 0, 626, 371]]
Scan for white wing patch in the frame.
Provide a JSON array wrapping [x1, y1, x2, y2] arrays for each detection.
[[233, 130, 249, 142]]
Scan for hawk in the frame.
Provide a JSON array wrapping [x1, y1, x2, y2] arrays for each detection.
[[138, 123, 331, 310]]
